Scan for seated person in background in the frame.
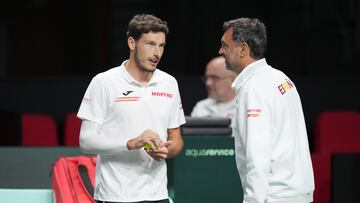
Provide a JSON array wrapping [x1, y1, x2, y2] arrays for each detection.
[[191, 56, 237, 121]]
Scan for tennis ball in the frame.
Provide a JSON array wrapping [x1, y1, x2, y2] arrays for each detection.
[[144, 143, 151, 150]]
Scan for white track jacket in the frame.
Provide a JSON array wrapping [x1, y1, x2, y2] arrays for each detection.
[[231, 59, 314, 203]]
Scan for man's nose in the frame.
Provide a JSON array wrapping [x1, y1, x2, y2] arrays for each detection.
[[154, 46, 161, 57], [219, 47, 224, 55], [205, 78, 214, 86]]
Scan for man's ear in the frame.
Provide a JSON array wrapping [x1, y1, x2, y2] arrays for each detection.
[[239, 42, 249, 58], [128, 37, 135, 51]]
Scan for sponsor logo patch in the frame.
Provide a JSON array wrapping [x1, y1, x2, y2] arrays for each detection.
[[247, 108, 261, 117], [151, 91, 173, 98]]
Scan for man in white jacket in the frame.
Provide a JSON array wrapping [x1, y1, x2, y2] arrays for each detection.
[[219, 17, 314, 203]]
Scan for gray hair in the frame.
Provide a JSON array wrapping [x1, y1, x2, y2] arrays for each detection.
[[223, 17, 267, 59]]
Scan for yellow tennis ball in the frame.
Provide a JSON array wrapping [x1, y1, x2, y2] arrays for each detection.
[[144, 143, 151, 150]]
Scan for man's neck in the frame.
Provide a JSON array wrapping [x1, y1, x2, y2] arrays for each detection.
[[125, 60, 153, 85], [238, 57, 256, 74]]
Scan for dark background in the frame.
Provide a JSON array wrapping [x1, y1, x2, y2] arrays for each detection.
[[1, 0, 360, 76], [1, 0, 360, 148]]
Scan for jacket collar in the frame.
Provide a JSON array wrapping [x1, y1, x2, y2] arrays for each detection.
[[231, 58, 268, 91]]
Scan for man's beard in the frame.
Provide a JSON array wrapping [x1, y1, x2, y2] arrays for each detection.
[[134, 50, 156, 73], [225, 59, 240, 73], [225, 60, 234, 70]]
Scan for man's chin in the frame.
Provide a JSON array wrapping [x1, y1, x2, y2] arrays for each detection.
[[225, 63, 233, 70], [146, 68, 156, 73], [140, 66, 156, 73]]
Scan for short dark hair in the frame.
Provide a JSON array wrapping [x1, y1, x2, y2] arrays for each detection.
[[223, 17, 267, 59], [127, 14, 169, 40]]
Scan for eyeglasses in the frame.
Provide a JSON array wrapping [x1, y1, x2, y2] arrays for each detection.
[[201, 75, 231, 83]]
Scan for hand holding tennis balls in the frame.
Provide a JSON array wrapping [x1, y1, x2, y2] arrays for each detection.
[[126, 129, 162, 151]]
